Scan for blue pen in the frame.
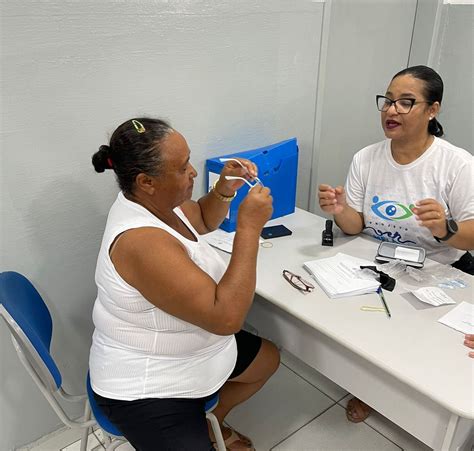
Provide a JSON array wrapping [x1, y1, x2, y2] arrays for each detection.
[[377, 287, 391, 318]]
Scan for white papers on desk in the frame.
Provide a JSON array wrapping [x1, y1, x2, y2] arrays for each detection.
[[203, 229, 263, 253], [411, 287, 456, 306], [303, 253, 380, 298], [438, 301, 474, 334]]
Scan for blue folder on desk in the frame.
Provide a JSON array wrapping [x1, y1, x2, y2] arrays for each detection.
[[206, 138, 298, 232]]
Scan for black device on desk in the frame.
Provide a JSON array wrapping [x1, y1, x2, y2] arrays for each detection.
[[322, 219, 333, 246], [261, 225, 292, 239]]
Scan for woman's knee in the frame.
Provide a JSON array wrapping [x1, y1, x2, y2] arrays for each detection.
[[261, 338, 280, 377]]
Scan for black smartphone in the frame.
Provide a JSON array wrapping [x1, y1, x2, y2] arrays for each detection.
[[260, 225, 292, 239]]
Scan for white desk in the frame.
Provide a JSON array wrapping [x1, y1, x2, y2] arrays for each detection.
[[219, 208, 474, 450]]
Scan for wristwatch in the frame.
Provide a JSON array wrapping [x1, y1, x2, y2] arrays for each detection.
[[434, 217, 458, 242]]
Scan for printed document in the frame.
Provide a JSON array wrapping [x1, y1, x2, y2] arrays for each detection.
[[438, 301, 474, 334], [304, 253, 380, 298]]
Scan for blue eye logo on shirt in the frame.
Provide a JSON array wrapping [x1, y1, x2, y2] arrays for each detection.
[[371, 196, 415, 221]]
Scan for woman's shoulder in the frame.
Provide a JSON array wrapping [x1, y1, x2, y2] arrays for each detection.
[[433, 137, 473, 164], [352, 139, 388, 162]]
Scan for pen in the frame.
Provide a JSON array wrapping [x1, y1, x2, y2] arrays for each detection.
[[377, 287, 391, 318]]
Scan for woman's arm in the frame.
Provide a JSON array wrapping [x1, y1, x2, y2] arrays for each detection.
[[181, 159, 258, 234], [318, 184, 365, 235], [412, 199, 474, 250], [110, 186, 272, 336]]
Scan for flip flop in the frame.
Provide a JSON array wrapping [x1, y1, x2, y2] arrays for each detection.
[[346, 397, 372, 423]]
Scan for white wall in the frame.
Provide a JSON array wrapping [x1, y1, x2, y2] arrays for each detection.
[[430, 3, 473, 153], [310, 0, 418, 214], [1, 0, 472, 449], [0, 0, 325, 448]]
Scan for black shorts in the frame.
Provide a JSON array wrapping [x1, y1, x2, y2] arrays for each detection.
[[93, 330, 262, 451]]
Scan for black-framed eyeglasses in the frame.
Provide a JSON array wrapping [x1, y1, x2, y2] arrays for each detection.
[[376, 95, 430, 114], [282, 270, 315, 293]]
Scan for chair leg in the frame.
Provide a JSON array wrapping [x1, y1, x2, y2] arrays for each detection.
[[80, 400, 92, 451], [102, 431, 112, 447], [206, 412, 226, 451]]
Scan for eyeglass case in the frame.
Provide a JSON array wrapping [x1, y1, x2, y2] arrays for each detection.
[[206, 138, 298, 232], [375, 242, 426, 268]]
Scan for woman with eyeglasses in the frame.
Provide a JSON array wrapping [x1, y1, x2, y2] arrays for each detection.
[[89, 118, 279, 450], [318, 65, 474, 422]]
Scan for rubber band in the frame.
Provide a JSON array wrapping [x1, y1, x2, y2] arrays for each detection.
[[107, 157, 113, 169], [260, 241, 273, 248]]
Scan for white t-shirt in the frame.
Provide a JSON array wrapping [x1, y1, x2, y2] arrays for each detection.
[[345, 137, 474, 265], [89, 192, 237, 401]]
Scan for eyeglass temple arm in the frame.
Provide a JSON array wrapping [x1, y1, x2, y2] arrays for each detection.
[[219, 158, 263, 185], [224, 176, 256, 189]]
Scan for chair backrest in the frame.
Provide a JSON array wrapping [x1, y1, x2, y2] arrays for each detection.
[[86, 372, 124, 438], [0, 271, 62, 393]]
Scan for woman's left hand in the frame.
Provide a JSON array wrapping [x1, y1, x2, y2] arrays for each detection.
[[464, 334, 474, 358], [412, 198, 448, 239], [215, 159, 258, 196]]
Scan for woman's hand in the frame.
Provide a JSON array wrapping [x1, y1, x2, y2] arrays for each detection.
[[412, 198, 448, 238], [464, 334, 474, 358], [215, 158, 258, 197], [318, 184, 348, 215], [237, 185, 273, 233]]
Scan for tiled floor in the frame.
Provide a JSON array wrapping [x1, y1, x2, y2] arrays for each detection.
[[25, 350, 432, 451]]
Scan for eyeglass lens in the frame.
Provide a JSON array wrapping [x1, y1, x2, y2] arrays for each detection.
[[376, 96, 414, 114], [283, 271, 314, 292]]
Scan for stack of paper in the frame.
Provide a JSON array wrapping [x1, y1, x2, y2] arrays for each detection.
[[304, 253, 380, 298]]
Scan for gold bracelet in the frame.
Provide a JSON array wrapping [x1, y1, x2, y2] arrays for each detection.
[[211, 179, 236, 202]]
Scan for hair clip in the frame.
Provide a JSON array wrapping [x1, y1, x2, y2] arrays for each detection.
[[131, 120, 146, 133]]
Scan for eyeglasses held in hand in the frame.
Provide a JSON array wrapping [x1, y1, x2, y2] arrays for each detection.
[[375, 95, 430, 114], [225, 175, 264, 189], [282, 270, 315, 293], [219, 158, 264, 186]]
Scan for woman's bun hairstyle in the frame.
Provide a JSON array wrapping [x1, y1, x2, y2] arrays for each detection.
[[91, 118, 173, 194], [429, 117, 444, 137], [92, 145, 112, 173]]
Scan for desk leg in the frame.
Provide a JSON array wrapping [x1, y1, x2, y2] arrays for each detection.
[[439, 413, 459, 451]]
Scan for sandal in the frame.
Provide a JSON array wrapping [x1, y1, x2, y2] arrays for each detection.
[[213, 427, 255, 451], [346, 397, 372, 423]]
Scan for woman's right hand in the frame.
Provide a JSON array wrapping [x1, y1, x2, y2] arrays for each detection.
[[318, 184, 347, 215], [237, 185, 273, 232]]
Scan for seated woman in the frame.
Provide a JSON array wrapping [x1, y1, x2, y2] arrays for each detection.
[[318, 65, 474, 422], [89, 118, 280, 450]]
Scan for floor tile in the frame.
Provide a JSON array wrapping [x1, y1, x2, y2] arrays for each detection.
[[28, 427, 87, 451], [273, 403, 401, 451], [281, 349, 348, 402], [364, 411, 431, 450], [224, 363, 335, 451], [93, 428, 130, 450], [115, 443, 134, 450], [60, 432, 103, 451]]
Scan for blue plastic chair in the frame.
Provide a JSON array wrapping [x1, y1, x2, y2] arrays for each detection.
[[0, 271, 225, 451], [0, 271, 103, 450]]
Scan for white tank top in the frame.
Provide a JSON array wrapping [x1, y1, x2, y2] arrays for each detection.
[[89, 192, 237, 400]]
